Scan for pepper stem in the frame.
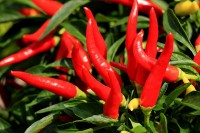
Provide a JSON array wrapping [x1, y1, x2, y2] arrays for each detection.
[[141, 106, 153, 127]]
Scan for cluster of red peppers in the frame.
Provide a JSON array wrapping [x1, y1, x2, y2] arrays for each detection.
[[1, 0, 200, 126]]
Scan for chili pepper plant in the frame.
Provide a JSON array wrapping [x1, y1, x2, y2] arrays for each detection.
[[0, 0, 200, 132]]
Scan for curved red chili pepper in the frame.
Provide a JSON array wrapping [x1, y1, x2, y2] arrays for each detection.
[[195, 35, 200, 53], [110, 62, 127, 73], [19, 8, 40, 16], [135, 7, 158, 86], [102, 0, 163, 17], [84, 7, 107, 59], [72, 40, 112, 101], [133, 31, 179, 82], [140, 33, 174, 108], [11, 71, 86, 99], [32, 0, 62, 16], [72, 42, 92, 79], [126, 0, 138, 82], [0, 35, 56, 67], [22, 19, 51, 44], [86, 19, 122, 86], [81, 67, 111, 101], [55, 32, 74, 60], [103, 69, 122, 119], [23, 0, 62, 44]]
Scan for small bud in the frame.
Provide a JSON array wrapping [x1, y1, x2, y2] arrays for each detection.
[[128, 98, 140, 111]]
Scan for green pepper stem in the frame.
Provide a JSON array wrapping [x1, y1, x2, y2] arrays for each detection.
[[185, 74, 199, 80], [141, 106, 153, 127]]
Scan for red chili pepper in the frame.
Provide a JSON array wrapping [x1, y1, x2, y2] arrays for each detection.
[[134, 7, 158, 86], [193, 35, 200, 73], [103, 69, 122, 119], [22, 19, 51, 44], [11, 71, 86, 99], [133, 30, 179, 82], [193, 51, 200, 73], [86, 18, 122, 86], [58, 74, 68, 81], [81, 67, 111, 101], [19, 8, 40, 16], [0, 35, 56, 67], [125, 0, 138, 82], [195, 35, 200, 53], [84, 7, 107, 59], [140, 32, 174, 108], [32, 0, 62, 16], [102, 0, 163, 17], [55, 31, 83, 73], [55, 32, 74, 60], [110, 62, 127, 73], [72, 42, 92, 80]]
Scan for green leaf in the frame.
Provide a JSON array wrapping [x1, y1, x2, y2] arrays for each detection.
[[178, 91, 200, 110], [40, 0, 90, 40], [0, 22, 13, 38], [26, 90, 56, 107], [36, 98, 85, 114], [129, 119, 146, 133], [107, 35, 125, 62], [47, 58, 74, 69], [171, 118, 190, 133], [26, 65, 60, 77], [151, 0, 168, 10], [68, 102, 103, 119], [73, 115, 118, 125], [164, 83, 190, 108], [25, 112, 59, 133], [0, 118, 12, 133], [75, 128, 93, 133], [163, 9, 196, 56], [0, 10, 25, 23], [61, 22, 86, 46], [170, 60, 198, 66], [155, 113, 168, 133]]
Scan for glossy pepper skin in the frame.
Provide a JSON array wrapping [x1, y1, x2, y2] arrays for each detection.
[[140, 32, 174, 108], [133, 30, 179, 82], [22, 19, 51, 43], [81, 67, 111, 101], [110, 62, 127, 73], [86, 19, 122, 86], [125, 0, 138, 82], [32, 0, 62, 16], [11, 71, 86, 99], [103, 69, 122, 119], [72, 42, 92, 80], [0, 35, 56, 67], [102, 0, 163, 17], [134, 7, 158, 86], [84, 7, 107, 59]]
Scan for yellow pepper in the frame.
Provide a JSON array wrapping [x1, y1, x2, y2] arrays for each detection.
[[174, 0, 199, 16]]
